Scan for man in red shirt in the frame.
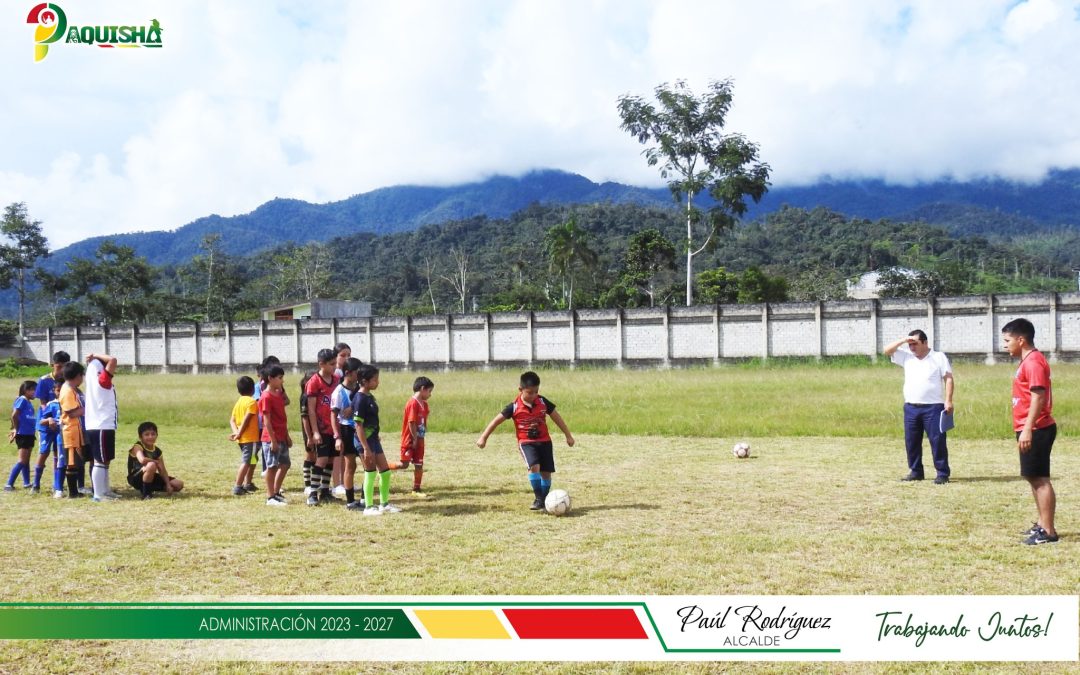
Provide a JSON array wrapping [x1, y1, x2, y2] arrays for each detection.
[[1002, 318, 1058, 545]]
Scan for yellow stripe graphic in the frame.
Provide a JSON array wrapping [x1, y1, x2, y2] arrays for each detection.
[[413, 610, 510, 639]]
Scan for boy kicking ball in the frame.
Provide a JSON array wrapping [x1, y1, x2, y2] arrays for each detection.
[[476, 371, 574, 511]]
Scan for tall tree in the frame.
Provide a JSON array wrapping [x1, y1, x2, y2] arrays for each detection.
[[439, 247, 470, 314], [617, 79, 771, 305], [543, 217, 597, 310], [0, 203, 50, 337], [65, 241, 157, 323], [32, 268, 68, 327]]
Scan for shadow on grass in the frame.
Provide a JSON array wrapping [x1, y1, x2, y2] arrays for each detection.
[[948, 476, 1024, 483], [565, 503, 661, 516]]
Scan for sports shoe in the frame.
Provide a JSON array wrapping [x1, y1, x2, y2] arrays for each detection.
[[243, 483, 258, 493], [1022, 522, 1043, 536], [232, 486, 247, 496], [933, 476, 949, 485], [411, 488, 428, 498], [363, 506, 382, 516], [141, 493, 154, 501], [304, 486, 316, 496], [345, 500, 365, 511], [380, 503, 401, 514], [30, 487, 40, 494], [271, 494, 286, 504], [266, 496, 286, 507], [306, 493, 319, 507], [2, 486, 13, 492], [332, 485, 347, 499], [78, 486, 93, 495], [104, 491, 122, 499], [53, 490, 65, 499], [530, 498, 544, 510], [96, 493, 121, 501], [320, 489, 339, 502], [1023, 529, 1059, 545], [900, 473, 924, 482]]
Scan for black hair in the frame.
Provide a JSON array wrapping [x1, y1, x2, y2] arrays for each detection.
[[519, 371, 540, 388], [343, 357, 363, 375], [236, 375, 255, 396], [62, 361, 84, 381], [334, 342, 351, 355], [261, 355, 281, 366], [358, 364, 380, 385], [317, 348, 336, 365], [138, 421, 158, 436], [413, 376, 435, 392], [907, 329, 928, 343], [265, 365, 285, 380], [19, 380, 36, 397], [51, 351, 70, 365], [1001, 318, 1036, 344], [53, 376, 64, 389]]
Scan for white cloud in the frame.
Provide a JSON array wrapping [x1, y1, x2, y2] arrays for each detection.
[[2, 0, 1080, 247]]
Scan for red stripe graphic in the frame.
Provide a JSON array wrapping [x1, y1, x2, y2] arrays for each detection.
[[502, 608, 647, 639]]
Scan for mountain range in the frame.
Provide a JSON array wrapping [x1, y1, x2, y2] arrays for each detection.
[[46, 168, 1080, 269]]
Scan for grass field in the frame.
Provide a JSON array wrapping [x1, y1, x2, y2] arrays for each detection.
[[0, 362, 1076, 673]]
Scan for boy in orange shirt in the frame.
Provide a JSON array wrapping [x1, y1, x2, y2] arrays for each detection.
[[58, 361, 86, 498]]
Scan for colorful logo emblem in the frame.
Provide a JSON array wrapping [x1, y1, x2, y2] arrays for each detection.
[[26, 3, 163, 62], [26, 3, 66, 62]]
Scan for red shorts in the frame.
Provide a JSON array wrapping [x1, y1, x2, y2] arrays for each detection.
[[400, 440, 425, 465]]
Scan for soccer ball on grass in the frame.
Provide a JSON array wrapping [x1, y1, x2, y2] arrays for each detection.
[[544, 489, 572, 516], [732, 442, 751, 459]]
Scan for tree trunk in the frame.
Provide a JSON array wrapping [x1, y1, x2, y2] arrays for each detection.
[[16, 268, 25, 339], [685, 191, 694, 306]]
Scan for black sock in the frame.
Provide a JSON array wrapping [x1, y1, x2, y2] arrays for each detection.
[[346, 488, 355, 503], [66, 469, 79, 496], [141, 480, 151, 497], [303, 460, 313, 488]]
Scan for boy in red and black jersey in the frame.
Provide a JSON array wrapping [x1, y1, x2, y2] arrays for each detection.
[[476, 371, 575, 510], [305, 348, 341, 506]]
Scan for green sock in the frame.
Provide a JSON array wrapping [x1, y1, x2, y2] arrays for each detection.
[[380, 470, 391, 505], [364, 471, 377, 507]]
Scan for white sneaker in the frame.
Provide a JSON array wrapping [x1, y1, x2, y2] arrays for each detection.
[[363, 506, 382, 516], [379, 503, 401, 514], [97, 493, 121, 501], [266, 497, 287, 507], [304, 486, 315, 496], [53, 490, 65, 499], [332, 485, 347, 498], [78, 487, 93, 495], [104, 491, 122, 499]]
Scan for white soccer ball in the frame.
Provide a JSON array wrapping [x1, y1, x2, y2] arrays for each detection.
[[545, 489, 572, 516], [732, 442, 751, 459]]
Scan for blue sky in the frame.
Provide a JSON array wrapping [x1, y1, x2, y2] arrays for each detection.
[[3, 0, 1079, 247]]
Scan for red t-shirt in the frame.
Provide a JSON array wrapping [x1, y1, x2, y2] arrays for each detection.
[[401, 397, 429, 450], [501, 395, 555, 443], [259, 389, 288, 443], [1012, 350, 1055, 432], [304, 372, 340, 435]]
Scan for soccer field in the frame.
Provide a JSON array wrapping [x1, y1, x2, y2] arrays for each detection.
[[0, 364, 1076, 673]]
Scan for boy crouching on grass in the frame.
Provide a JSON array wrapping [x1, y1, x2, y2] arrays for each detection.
[[127, 422, 183, 499], [476, 371, 574, 511], [259, 365, 292, 506], [229, 376, 260, 496]]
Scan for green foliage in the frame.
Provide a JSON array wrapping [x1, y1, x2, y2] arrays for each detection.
[[617, 79, 771, 303], [695, 267, 738, 303], [0, 322, 18, 349], [0, 202, 50, 333], [0, 357, 46, 378], [543, 217, 598, 310]]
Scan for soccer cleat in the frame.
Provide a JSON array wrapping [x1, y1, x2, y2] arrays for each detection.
[[933, 476, 949, 485], [530, 498, 544, 510], [900, 473, 924, 482], [345, 500, 365, 511], [266, 497, 286, 507], [232, 486, 247, 496], [380, 503, 401, 513], [1023, 530, 1059, 545], [306, 493, 319, 507], [363, 506, 382, 516], [1022, 522, 1043, 536], [271, 494, 287, 504]]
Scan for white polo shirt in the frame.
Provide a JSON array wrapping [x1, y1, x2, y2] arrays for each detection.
[[84, 358, 118, 430], [891, 345, 952, 405]]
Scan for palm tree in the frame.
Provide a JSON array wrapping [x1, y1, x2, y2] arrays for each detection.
[[543, 217, 597, 311]]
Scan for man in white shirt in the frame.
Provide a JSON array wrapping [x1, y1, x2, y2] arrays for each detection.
[[84, 352, 120, 500], [884, 330, 955, 484]]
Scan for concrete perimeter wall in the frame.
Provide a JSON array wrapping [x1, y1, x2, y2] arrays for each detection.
[[19, 293, 1080, 372]]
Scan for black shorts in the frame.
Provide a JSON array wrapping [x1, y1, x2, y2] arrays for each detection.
[[127, 472, 166, 492], [518, 441, 555, 473], [315, 434, 337, 459], [358, 434, 384, 456], [1018, 424, 1055, 478], [14, 434, 35, 450], [339, 426, 358, 457], [87, 429, 116, 464]]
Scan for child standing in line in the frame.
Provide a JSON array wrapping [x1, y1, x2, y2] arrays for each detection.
[[34, 351, 69, 409], [35, 379, 64, 496], [399, 377, 434, 497], [229, 376, 260, 496], [305, 348, 341, 506], [127, 421, 184, 499], [353, 364, 400, 516], [331, 357, 364, 510], [476, 371, 575, 511], [59, 362, 86, 499], [330, 342, 352, 495], [6, 381, 38, 491], [259, 365, 292, 506]]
